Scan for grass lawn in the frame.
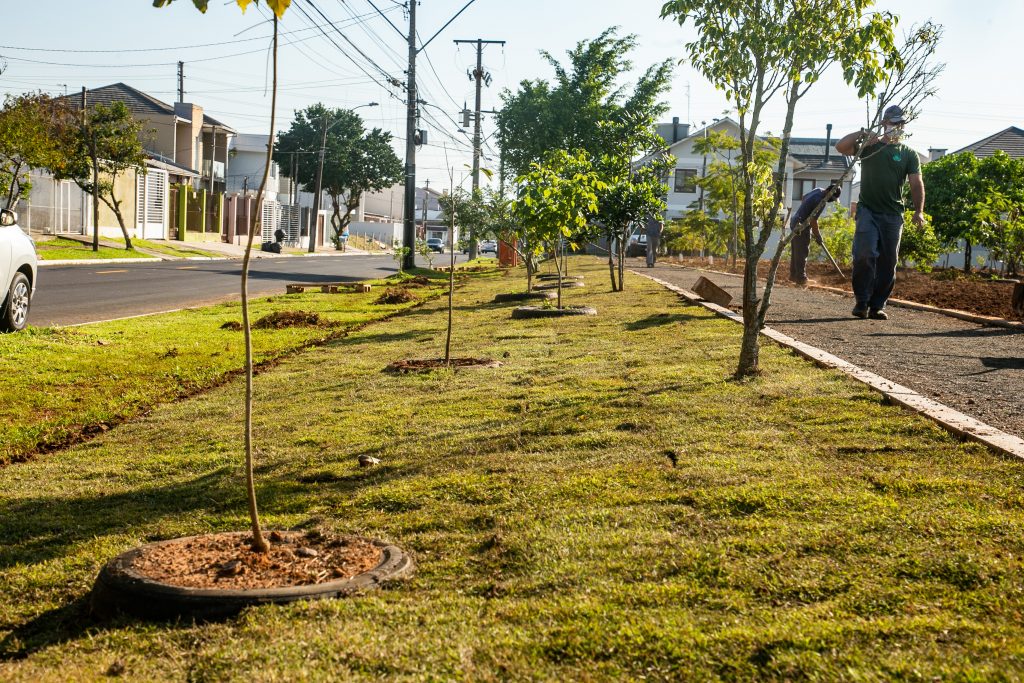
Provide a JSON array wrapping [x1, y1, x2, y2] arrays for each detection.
[[2, 258, 1023, 680], [103, 238, 224, 259], [0, 270, 449, 464], [34, 237, 157, 261]]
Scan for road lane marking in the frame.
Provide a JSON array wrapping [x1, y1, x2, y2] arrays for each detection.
[[94, 270, 128, 275], [177, 266, 199, 270]]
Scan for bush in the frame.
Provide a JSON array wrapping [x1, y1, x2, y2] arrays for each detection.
[[809, 206, 855, 268], [900, 211, 942, 272]]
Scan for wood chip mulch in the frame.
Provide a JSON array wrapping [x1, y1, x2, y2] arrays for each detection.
[[131, 531, 382, 590]]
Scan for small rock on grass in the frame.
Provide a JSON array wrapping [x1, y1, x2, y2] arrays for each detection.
[[358, 455, 381, 468]]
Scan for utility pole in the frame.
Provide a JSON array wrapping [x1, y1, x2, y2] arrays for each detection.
[[82, 86, 99, 253], [454, 38, 504, 260], [177, 61, 185, 102], [402, 0, 418, 271]]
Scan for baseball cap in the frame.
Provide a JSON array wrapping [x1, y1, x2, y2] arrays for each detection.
[[883, 105, 906, 124]]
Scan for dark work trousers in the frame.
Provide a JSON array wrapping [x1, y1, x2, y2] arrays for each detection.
[[852, 205, 904, 310], [789, 222, 811, 282], [646, 233, 660, 267]]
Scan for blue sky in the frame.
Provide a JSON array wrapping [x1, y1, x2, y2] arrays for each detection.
[[2, 0, 1020, 180]]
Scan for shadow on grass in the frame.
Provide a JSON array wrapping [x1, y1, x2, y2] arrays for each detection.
[[624, 313, 703, 331], [0, 596, 105, 661]]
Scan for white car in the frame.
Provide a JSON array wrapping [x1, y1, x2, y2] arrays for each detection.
[[0, 209, 37, 332]]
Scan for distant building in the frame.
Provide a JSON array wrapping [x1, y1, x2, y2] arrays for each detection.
[[954, 126, 1024, 159]]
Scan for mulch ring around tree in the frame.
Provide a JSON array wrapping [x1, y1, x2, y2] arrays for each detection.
[[397, 275, 432, 288], [493, 291, 557, 303], [511, 305, 597, 319], [90, 530, 414, 621], [533, 281, 585, 291], [536, 273, 583, 282], [384, 358, 503, 374], [375, 287, 419, 305], [219, 311, 338, 331]]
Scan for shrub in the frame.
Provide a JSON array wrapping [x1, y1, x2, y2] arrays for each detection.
[[900, 211, 942, 272]]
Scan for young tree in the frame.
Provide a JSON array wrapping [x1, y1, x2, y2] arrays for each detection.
[[155, 0, 292, 553], [596, 115, 674, 291], [513, 150, 605, 308], [275, 104, 402, 248], [662, 0, 902, 377], [0, 93, 69, 211], [51, 101, 147, 250]]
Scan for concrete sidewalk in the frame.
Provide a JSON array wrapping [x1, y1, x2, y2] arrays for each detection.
[[644, 261, 1024, 440]]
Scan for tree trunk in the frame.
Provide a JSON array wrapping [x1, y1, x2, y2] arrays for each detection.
[[736, 254, 762, 377], [556, 242, 563, 310], [964, 239, 972, 274], [618, 234, 626, 292], [445, 205, 455, 363], [91, 155, 100, 253], [102, 190, 133, 250], [239, 18, 279, 554], [607, 236, 617, 291]]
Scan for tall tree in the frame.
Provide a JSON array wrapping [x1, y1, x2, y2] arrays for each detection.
[[275, 104, 401, 248], [921, 151, 983, 272], [51, 101, 147, 250], [496, 28, 672, 179], [662, 0, 902, 377], [974, 151, 1024, 276]]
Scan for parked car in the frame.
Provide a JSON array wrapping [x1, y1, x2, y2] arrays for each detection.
[[625, 233, 648, 257], [480, 239, 498, 255], [0, 209, 37, 332], [426, 237, 445, 253]]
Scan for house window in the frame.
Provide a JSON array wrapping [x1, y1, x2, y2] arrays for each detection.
[[674, 169, 697, 194], [796, 178, 817, 199]]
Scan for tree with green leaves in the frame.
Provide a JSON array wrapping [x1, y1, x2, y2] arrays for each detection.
[[512, 150, 605, 306], [0, 93, 70, 212], [662, 0, 904, 377], [596, 114, 674, 291], [274, 104, 401, 249], [50, 101, 148, 251], [920, 152, 983, 272], [974, 151, 1024, 276], [497, 28, 672, 180], [155, 0, 291, 554]]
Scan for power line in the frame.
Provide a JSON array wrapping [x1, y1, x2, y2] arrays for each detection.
[[298, 0, 402, 89]]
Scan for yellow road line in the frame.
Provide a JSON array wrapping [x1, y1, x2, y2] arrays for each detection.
[[94, 270, 128, 275]]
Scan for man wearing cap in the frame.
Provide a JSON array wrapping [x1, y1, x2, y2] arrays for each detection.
[[835, 105, 925, 319], [789, 183, 841, 285], [644, 213, 664, 268]]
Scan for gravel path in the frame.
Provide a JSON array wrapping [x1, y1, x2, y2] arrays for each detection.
[[643, 262, 1024, 440]]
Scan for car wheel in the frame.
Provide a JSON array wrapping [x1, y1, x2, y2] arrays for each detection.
[[1, 272, 31, 332]]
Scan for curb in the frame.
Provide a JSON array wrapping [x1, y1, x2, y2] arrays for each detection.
[[38, 252, 387, 267], [662, 262, 1024, 330], [633, 270, 1024, 461]]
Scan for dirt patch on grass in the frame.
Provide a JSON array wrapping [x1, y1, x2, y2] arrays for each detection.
[[384, 357, 502, 373], [131, 531, 382, 590], [668, 257, 1022, 321], [254, 311, 335, 330], [376, 288, 418, 305]]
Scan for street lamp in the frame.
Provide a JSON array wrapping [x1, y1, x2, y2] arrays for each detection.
[[307, 102, 380, 253]]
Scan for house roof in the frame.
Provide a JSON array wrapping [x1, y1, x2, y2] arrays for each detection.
[[788, 137, 851, 175], [954, 126, 1024, 158], [59, 82, 237, 133]]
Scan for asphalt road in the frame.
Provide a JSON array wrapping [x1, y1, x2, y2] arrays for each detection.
[[29, 252, 472, 327]]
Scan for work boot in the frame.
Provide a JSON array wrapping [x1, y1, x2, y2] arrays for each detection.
[[852, 302, 869, 319], [869, 308, 889, 320]]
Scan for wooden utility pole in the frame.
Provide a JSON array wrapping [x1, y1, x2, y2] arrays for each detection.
[[402, 0, 418, 270], [454, 38, 504, 260]]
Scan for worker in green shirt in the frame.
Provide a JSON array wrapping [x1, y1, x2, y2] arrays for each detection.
[[836, 105, 926, 320]]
